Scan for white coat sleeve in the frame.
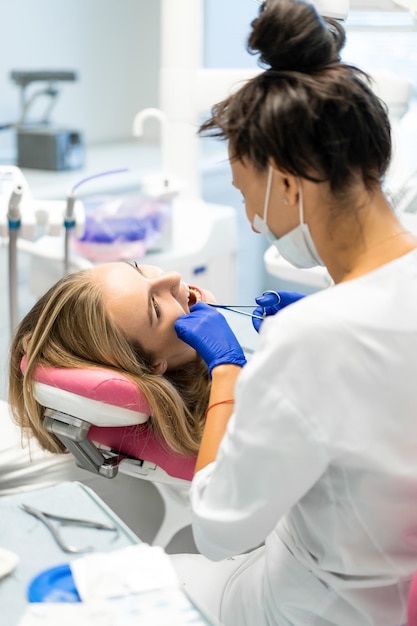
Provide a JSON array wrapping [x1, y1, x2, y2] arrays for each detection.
[[190, 316, 331, 561]]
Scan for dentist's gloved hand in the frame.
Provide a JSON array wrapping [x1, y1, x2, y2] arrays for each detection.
[[252, 291, 306, 333], [175, 302, 247, 377]]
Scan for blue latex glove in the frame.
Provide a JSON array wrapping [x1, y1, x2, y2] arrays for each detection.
[[174, 302, 247, 377], [252, 291, 306, 333]]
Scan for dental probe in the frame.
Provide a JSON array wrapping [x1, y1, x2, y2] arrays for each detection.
[[206, 291, 281, 321], [20, 503, 117, 554], [207, 303, 264, 320]]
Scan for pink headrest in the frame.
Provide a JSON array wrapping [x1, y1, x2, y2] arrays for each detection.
[[20, 356, 196, 480], [21, 355, 151, 414], [408, 570, 417, 626]]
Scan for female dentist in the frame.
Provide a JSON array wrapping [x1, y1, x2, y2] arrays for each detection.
[[173, 1, 417, 625]]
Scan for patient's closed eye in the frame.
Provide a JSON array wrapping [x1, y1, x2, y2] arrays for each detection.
[[153, 298, 161, 318], [133, 261, 143, 275], [133, 262, 161, 320]]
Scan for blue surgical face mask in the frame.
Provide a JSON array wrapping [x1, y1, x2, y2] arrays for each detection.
[[252, 166, 324, 269]]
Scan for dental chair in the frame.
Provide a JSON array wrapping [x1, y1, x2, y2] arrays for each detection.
[[409, 567, 417, 626], [409, 569, 417, 626], [25, 360, 196, 548]]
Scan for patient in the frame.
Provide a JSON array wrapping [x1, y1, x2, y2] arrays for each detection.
[[8, 261, 213, 461]]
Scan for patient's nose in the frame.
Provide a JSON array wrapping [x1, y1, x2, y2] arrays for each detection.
[[153, 272, 182, 296]]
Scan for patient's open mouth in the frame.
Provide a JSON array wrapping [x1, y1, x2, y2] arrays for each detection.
[[188, 286, 203, 306]]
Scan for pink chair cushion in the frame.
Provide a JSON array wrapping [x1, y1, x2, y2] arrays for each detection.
[[88, 423, 196, 481], [20, 356, 196, 481], [21, 355, 152, 414], [409, 570, 417, 626]]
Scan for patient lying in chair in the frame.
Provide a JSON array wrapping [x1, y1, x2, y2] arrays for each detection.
[[8, 261, 214, 482]]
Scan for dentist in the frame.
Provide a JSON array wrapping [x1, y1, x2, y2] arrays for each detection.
[[173, 1, 417, 625]]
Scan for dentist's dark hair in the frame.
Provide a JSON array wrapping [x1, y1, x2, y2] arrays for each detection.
[[199, 0, 391, 194]]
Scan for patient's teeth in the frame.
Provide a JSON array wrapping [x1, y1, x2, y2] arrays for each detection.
[[188, 287, 202, 306]]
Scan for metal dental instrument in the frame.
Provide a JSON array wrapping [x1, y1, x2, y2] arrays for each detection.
[[207, 303, 263, 320], [259, 290, 281, 319], [20, 503, 118, 554], [207, 290, 281, 321]]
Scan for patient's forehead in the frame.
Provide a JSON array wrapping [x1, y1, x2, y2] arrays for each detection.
[[89, 262, 129, 281], [88, 264, 139, 303], [89, 263, 135, 291], [90, 262, 162, 282]]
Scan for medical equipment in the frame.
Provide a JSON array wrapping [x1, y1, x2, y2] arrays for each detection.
[[10, 70, 84, 171], [7, 184, 23, 334], [0, 165, 85, 240], [207, 303, 263, 320], [207, 290, 281, 320], [0, 482, 159, 626], [256, 290, 281, 316], [2, 483, 218, 625], [0, 165, 84, 338], [20, 503, 117, 554], [63, 168, 131, 275], [64, 193, 76, 276], [0, 166, 36, 239]]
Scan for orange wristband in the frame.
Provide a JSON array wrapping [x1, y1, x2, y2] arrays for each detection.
[[205, 399, 234, 419]]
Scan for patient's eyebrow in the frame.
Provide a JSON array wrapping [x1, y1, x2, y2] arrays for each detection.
[[126, 261, 154, 327]]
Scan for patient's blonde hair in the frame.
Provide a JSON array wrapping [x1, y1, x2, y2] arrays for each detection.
[[9, 269, 210, 456]]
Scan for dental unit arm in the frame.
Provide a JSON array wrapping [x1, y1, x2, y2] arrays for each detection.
[[0, 166, 85, 240], [1, 165, 85, 337], [7, 184, 23, 334], [1, 166, 76, 334]]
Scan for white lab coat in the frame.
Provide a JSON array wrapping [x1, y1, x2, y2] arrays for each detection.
[[190, 249, 417, 626]]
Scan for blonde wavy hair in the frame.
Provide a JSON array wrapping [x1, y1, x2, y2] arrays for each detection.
[[9, 269, 210, 457]]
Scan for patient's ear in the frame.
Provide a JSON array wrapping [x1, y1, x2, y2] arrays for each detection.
[[153, 360, 167, 375]]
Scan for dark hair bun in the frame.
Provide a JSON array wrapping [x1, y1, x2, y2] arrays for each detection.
[[248, 0, 346, 72]]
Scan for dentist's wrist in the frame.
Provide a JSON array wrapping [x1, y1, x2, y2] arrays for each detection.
[[211, 363, 243, 380]]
